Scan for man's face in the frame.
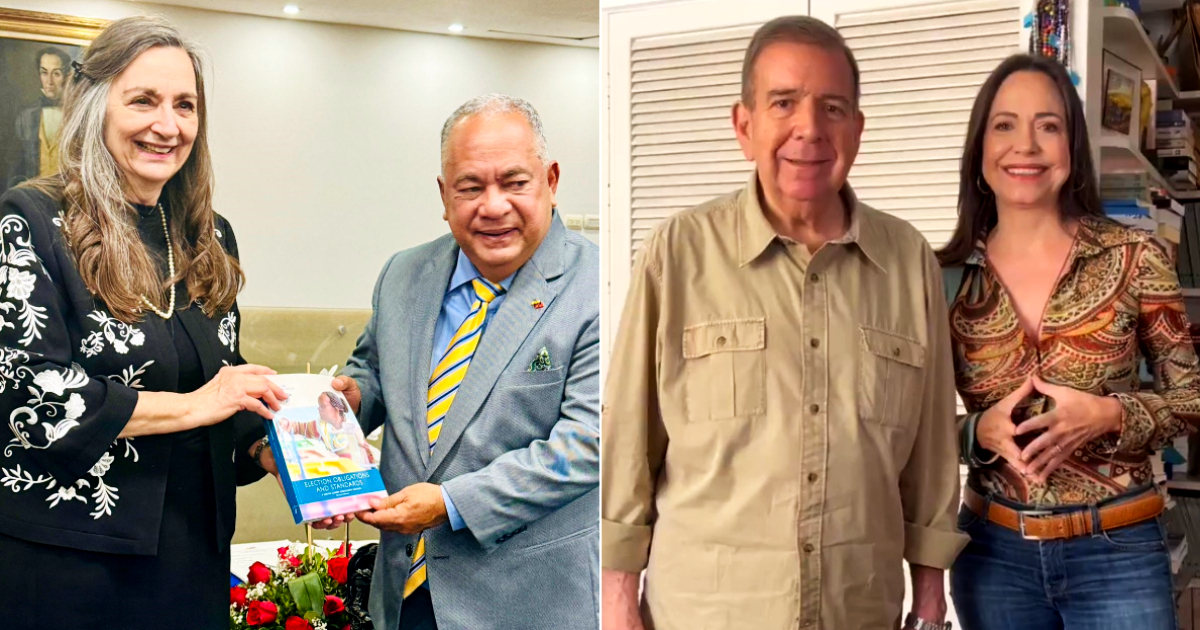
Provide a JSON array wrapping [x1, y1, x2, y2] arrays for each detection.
[[438, 111, 559, 283], [733, 42, 864, 210], [39, 54, 67, 102]]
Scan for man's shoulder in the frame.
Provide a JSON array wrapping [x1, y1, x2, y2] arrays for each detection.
[[857, 202, 934, 257], [558, 227, 599, 275], [377, 232, 457, 280], [642, 187, 743, 252]]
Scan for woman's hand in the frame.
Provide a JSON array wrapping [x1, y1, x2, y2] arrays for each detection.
[[975, 376, 1036, 475], [1014, 375, 1124, 483], [185, 364, 288, 428]]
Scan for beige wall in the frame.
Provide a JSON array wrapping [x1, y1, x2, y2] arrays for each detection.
[[12, 0, 600, 308]]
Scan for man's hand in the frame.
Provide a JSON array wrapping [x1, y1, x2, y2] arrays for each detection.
[[602, 569, 645, 630], [332, 375, 362, 415], [907, 564, 946, 628], [356, 482, 448, 534]]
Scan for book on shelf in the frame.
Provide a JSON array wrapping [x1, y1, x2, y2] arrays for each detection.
[[1158, 138, 1193, 150], [262, 374, 388, 524], [1158, 127, 1194, 140], [1161, 156, 1198, 173], [1101, 172, 1150, 188], [1158, 147, 1196, 159]]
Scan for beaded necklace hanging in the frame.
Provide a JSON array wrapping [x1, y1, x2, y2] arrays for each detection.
[[139, 204, 176, 320], [1029, 0, 1072, 70]]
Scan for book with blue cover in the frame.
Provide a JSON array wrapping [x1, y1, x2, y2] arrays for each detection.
[[264, 374, 388, 524]]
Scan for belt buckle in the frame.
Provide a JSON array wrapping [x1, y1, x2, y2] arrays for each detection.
[[1018, 510, 1053, 540]]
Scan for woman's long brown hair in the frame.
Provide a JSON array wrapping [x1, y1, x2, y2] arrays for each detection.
[[28, 15, 243, 323], [937, 54, 1107, 267]]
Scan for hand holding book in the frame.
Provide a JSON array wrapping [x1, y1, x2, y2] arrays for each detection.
[[261, 374, 388, 524]]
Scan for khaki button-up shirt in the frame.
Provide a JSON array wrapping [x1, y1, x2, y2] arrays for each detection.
[[602, 173, 968, 630]]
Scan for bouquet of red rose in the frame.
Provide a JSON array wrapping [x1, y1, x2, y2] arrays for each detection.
[[230, 543, 354, 630]]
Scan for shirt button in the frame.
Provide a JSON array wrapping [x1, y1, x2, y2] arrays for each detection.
[[808, 472, 819, 482], [892, 346, 901, 357], [803, 543, 815, 553], [716, 336, 727, 347], [809, 338, 819, 348], [809, 273, 819, 283], [809, 404, 819, 414]]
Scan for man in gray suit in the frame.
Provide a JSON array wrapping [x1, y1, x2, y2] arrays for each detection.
[[330, 94, 600, 630]]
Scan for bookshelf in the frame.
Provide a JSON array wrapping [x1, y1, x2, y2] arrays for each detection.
[[1103, 6, 1181, 99]]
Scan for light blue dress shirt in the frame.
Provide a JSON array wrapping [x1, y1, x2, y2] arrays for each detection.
[[433, 249, 515, 532]]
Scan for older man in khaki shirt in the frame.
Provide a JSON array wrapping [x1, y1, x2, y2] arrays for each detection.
[[601, 16, 968, 630]]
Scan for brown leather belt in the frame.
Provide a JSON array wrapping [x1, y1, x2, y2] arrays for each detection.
[[963, 486, 1164, 540]]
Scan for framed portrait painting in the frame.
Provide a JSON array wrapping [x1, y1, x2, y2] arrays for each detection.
[[0, 8, 106, 191]]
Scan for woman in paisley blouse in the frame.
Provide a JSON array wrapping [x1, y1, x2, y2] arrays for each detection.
[[941, 54, 1200, 630], [0, 16, 288, 630]]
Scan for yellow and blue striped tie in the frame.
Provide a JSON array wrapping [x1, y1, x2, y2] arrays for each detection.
[[404, 277, 504, 598]]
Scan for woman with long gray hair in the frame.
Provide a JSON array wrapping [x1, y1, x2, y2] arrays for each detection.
[[0, 15, 288, 629]]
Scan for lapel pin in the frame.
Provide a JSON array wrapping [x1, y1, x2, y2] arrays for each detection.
[[531, 300, 544, 310]]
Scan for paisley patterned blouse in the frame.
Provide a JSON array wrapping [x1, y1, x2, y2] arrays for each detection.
[[950, 216, 1200, 506]]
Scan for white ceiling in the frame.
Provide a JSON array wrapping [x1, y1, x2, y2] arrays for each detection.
[[141, 0, 599, 47]]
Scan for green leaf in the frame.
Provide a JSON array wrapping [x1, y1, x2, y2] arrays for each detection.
[[287, 572, 325, 614]]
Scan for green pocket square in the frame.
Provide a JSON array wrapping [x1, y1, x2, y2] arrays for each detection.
[[528, 347, 552, 372]]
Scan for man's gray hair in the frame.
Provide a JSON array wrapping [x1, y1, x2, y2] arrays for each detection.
[[440, 94, 550, 170], [742, 16, 861, 109]]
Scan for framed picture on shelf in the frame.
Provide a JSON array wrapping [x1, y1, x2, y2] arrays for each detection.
[[0, 8, 106, 192], [1102, 50, 1142, 139]]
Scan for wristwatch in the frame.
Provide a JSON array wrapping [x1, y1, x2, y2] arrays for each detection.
[[903, 613, 952, 630], [251, 436, 270, 469]]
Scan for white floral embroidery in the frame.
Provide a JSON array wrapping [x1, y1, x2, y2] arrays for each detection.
[[214, 227, 223, 239], [47, 484, 87, 508], [111, 360, 153, 390], [80, 310, 145, 357], [0, 463, 54, 492], [88, 453, 118, 518], [0, 214, 48, 346], [107, 360, 153, 463], [7, 364, 89, 456], [0, 347, 29, 393], [217, 311, 237, 352]]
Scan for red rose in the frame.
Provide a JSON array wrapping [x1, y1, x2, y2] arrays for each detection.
[[285, 616, 313, 630], [327, 556, 350, 585], [247, 561, 272, 585], [287, 554, 302, 568], [277, 545, 291, 559], [324, 595, 346, 616], [337, 541, 352, 557], [230, 586, 247, 608], [342, 626, 352, 630], [245, 601, 278, 626]]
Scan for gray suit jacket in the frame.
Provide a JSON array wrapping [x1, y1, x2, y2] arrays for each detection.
[[344, 214, 599, 630]]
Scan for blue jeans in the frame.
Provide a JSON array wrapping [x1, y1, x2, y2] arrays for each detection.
[[950, 504, 1177, 630]]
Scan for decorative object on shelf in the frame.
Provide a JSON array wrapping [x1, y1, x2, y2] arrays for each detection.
[[1103, 51, 1143, 137], [1030, 0, 1072, 71], [1175, 1, 1200, 92], [1142, 80, 1155, 150]]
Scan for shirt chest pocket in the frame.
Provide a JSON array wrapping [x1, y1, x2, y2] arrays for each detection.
[[858, 326, 925, 428], [682, 318, 766, 422]]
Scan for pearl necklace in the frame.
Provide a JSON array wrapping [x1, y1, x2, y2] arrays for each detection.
[[139, 204, 176, 320]]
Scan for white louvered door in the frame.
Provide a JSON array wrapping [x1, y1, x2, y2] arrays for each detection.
[[812, 0, 1023, 247], [604, 0, 806, 352]]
